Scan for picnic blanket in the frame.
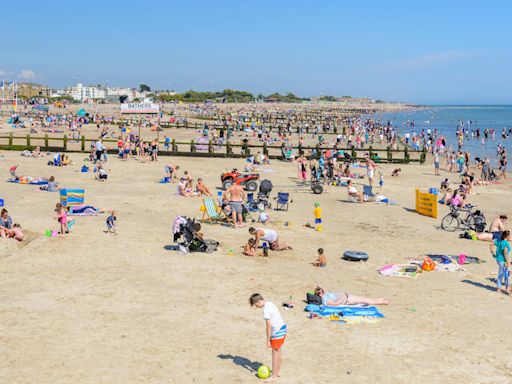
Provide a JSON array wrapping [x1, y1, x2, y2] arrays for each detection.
[[379, 264, 419, 278], [7, 179, 48, 185], [304, 304, 384, 318]]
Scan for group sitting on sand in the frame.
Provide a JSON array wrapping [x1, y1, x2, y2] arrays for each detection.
[[0, 208, 24, 241]]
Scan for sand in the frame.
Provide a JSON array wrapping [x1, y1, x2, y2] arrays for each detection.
[[1, 149, 512, 384]]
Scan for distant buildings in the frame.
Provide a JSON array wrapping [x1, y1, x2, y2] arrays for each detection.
[[64, 83, 149, 103], [65, 83, 106, 102]]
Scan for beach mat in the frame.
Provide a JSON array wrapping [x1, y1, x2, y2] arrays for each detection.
[[304, 304, 384, 318], [7, 180, 48, 185]]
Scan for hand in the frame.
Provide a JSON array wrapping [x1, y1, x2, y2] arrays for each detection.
[[267, 341, 272, 349]]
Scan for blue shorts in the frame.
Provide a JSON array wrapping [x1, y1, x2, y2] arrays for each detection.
[[315, 218, 322, 224], [493, 231, 501, 240]]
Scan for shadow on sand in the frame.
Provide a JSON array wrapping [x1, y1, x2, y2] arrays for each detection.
[[217, 354, 262, 374], [461, 279, 496, 293]]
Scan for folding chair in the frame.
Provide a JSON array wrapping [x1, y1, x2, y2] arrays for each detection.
[[363, 185, 376, 202], [274, 192, 290, 211], [201, 197, 233, 225]]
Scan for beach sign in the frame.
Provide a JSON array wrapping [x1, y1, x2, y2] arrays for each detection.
[[121, 102, 159, 114], [415, 188, 438, 219]]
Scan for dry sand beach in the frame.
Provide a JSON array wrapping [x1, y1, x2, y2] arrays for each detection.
[[1, 149, 512, 383]]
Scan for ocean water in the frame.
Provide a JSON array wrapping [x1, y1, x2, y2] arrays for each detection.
[[368, 105, 512, 163]]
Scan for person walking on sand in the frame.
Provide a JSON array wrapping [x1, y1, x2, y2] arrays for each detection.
[[249, 294, 286, 382], [223, 183, 246, 228], [365, 156, 377, 186], [94, 139, 105, 164], [490, 230, 511, 295]]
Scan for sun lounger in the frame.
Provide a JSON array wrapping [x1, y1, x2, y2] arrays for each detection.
[[201, 196, 233, 225]]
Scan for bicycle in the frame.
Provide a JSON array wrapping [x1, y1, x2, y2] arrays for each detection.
[[441, 205, 485, 232]]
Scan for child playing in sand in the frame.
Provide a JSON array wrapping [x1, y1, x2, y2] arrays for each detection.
[[391, 168, 401, 177], [55, 203, 67, 236], [106, 211, 117, 233], [249, 294, 286, 382], [258, 206, 269, 224], [243, 238, 257, 256], [313, 203, 322, 230], [313, 248, 326, 267]]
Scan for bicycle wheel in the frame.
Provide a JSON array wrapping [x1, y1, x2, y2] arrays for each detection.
[[441, 214, 460, 231], [466, 214, 477, 231]]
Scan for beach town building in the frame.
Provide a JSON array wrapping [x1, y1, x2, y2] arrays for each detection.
[[65, 83, 106, 102]]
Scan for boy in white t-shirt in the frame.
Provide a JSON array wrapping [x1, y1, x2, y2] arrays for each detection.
[[250, 294, 286, 382]]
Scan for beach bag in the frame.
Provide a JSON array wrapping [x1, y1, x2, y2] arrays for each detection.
[[306, 293, 322, 305], [421, 256, 436, 271]]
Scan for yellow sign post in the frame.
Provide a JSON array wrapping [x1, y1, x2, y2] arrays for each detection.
[[415, 188, 438, 219]]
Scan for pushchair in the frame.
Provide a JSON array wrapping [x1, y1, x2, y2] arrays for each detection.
[[256, 179, 273, 209], [172, 216, 219, 253]]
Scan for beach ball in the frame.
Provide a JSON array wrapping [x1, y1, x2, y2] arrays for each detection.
[[257, 365, 271, 379]]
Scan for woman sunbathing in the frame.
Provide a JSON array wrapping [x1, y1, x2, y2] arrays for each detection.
[[314, 286, 388, 306]]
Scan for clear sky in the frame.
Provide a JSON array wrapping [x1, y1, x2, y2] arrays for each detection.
[[2, 0, 511, 104]]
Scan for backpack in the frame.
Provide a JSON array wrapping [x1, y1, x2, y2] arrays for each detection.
[[306, 293, 322, 305]]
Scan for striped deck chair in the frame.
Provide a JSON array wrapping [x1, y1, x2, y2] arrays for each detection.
[[201, 197, 233, 225]]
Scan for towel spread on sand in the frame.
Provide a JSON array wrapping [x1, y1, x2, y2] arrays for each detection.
[[305, 304, 384, 318], [7, 180, 48, 185], [379, 264, 418, 278]]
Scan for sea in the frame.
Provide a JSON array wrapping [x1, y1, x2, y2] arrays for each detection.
[[367, 105, 512, 164]]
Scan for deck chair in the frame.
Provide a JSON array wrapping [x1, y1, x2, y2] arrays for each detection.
[[274, 192, 290, 211], [363, 185, 376, 202], [201, 197, 233, 225]]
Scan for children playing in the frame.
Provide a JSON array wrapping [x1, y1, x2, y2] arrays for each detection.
[[243, 238, 257, 256], [313, 203, 322, 230], [259, 206, 269, 224], [249, 294, 286, 382], [55, 203, 68, 236], [313, 248, 326, 267], [106, 211, 117, 233]]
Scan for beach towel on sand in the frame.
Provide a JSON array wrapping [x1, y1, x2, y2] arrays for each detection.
[[7, 180, 48, 185], [305, 304, 384, 318]]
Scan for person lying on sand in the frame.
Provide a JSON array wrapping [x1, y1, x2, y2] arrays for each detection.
[[391, 168, 401, 177], [314, 286, 388, 306]]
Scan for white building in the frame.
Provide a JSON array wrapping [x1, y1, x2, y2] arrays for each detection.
[[66, 83, 106, 102]]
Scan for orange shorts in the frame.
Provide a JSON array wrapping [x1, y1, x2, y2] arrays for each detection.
[[270, 336, 285, 350]]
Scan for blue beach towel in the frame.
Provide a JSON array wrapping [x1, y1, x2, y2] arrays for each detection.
[[304, 304, 384, 318], [7, 180, 48, 185]]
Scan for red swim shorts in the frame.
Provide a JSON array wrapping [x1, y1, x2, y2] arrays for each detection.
[[270, 336, 285, 350]]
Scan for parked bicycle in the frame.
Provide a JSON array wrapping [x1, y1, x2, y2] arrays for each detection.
[[441, 205, 486, 232]]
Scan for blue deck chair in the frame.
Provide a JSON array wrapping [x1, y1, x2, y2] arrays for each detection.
[[363, 185, 376, 202], [274, 192, 290, 211]]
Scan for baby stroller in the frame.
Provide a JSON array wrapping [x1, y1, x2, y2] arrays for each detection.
[[172, 216, 219, 253], [257, 179, 273, 209]]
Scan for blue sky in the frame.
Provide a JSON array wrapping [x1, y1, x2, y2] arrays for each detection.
[[2, 0, 511, 104]]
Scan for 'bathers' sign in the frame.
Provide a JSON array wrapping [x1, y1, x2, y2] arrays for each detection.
[[415, 188, 438, 219], [121, 102, 159, 114]]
